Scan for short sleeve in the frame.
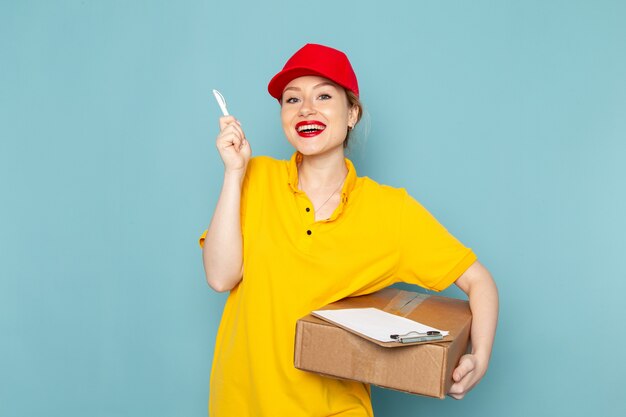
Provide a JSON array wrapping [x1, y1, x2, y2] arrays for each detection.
[[395, 192, 477, 291], [198, 229, 208, 248]]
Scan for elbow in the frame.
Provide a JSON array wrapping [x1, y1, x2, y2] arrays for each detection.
[[201, 250, 243, 292], [205, 273, 240, 293], [207, 279, 234, 293]]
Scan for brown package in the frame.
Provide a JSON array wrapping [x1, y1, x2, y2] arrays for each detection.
[[294, 288, 472, 398]]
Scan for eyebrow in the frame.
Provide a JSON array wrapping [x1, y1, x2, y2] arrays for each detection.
[[283, 82, 338, 93]]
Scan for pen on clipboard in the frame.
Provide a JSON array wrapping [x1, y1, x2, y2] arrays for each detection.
[[390, 330, 443, 344]]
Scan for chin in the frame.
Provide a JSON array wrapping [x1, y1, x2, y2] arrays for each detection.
[[293, 145, 323, 156], [298, 145, 344, 158], [286, 133, 344, 157]]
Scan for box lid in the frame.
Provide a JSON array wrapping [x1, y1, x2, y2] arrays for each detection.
[[305, 288, 471, 348]]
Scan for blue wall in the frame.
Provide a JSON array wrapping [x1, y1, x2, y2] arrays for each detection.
[[2, 1, 625, 416]]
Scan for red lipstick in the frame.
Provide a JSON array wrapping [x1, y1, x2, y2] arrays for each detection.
[[295, 120, 326, 138]]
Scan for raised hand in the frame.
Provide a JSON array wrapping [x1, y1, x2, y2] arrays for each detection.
[[216, 115, 251, 173]]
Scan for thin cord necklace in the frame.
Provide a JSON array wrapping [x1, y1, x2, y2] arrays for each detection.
[[299, 172, 348, 213]]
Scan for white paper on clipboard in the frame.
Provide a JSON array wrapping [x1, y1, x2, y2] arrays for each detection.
[[312, 307, 449, 343]]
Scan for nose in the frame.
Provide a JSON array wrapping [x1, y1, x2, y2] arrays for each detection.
[[298, 96, 316, 117]]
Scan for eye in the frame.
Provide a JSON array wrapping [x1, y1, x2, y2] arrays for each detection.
[[284, 96, 300, 104], [318, 93, 332, 100]]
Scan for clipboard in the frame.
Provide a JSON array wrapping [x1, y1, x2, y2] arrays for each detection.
[[311, 308, 448, 346]]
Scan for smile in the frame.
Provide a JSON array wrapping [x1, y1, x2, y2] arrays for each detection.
[[296, 120, 326, 137]]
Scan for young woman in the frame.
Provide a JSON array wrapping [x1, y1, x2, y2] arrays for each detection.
[[200, 43, 498, 416]]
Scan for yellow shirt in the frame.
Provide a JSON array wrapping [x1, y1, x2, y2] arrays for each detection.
[[199, 153, 476, 416]]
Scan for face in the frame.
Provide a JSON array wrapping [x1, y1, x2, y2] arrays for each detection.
[[280, 75, 358, 157]]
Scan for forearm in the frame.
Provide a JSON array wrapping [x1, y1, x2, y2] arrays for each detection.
[[465, 266, 499, 365], [202, 170, 245, 292], [448, 261, 499, 399], [455, 261, 499, 366]]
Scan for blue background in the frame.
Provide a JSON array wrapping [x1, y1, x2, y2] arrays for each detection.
[[2, 1, 625, 416]]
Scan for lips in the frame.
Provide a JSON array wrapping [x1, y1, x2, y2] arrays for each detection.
[[296, 120, 326, 138]]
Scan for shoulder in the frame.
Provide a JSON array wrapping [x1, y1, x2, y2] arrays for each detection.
[[243, 155, 290, 190], [356, 177, 447, 236], [247, 155, 284, 171], [359, 176, 410, 203], [246, 155, 288, 177], [350, 176, 413, 216]]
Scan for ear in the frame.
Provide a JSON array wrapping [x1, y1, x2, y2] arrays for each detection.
[[347, 104, 359, 129]]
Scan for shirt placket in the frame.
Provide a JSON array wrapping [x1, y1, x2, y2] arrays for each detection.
[[293, 191, 316, 251]]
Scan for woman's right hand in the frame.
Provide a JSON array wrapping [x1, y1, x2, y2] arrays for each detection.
[[216, 115, 251, 173]]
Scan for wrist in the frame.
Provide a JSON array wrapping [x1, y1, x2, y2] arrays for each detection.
[[223, 168, 246, 185], [470, 350, 491, 371]]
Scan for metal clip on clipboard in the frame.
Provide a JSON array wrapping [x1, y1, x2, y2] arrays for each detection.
[[390, 330, 443, 344]]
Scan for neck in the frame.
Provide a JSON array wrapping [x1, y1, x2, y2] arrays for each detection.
[[297, 151, 348, 190]]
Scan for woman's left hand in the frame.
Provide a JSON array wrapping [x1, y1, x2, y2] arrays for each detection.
[[448, 353, 488, 399]]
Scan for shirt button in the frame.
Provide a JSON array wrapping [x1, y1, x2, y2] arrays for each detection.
[[306, 230, 312, 235], [306, 207, 310, 212]]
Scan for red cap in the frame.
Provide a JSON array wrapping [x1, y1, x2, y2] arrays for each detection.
[[268, 43, 359, 100]]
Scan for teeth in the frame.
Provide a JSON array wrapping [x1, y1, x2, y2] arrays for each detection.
[[297, 124, 325, 132]]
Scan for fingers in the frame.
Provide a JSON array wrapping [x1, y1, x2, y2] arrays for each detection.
[[219, 115, 240, 131], [220, 118, 245, 140], [217, 117, 247, 152], [448, 354, 478, 400], [453, 354, 475, 382], [239, 137, 251, 159], [218, 124, 245, 149], [214, 115, 251, 172]]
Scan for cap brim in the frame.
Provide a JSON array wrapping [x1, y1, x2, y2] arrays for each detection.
[[269, 67, 332, 100]]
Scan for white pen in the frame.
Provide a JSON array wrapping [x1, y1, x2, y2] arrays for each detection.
[[212, 89, 229, 116]]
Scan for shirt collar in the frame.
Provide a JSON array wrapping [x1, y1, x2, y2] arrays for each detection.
[[287, 151, 358, 204]]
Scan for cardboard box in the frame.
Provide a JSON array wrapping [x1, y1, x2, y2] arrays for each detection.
[[294, 288, 472, 398]]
